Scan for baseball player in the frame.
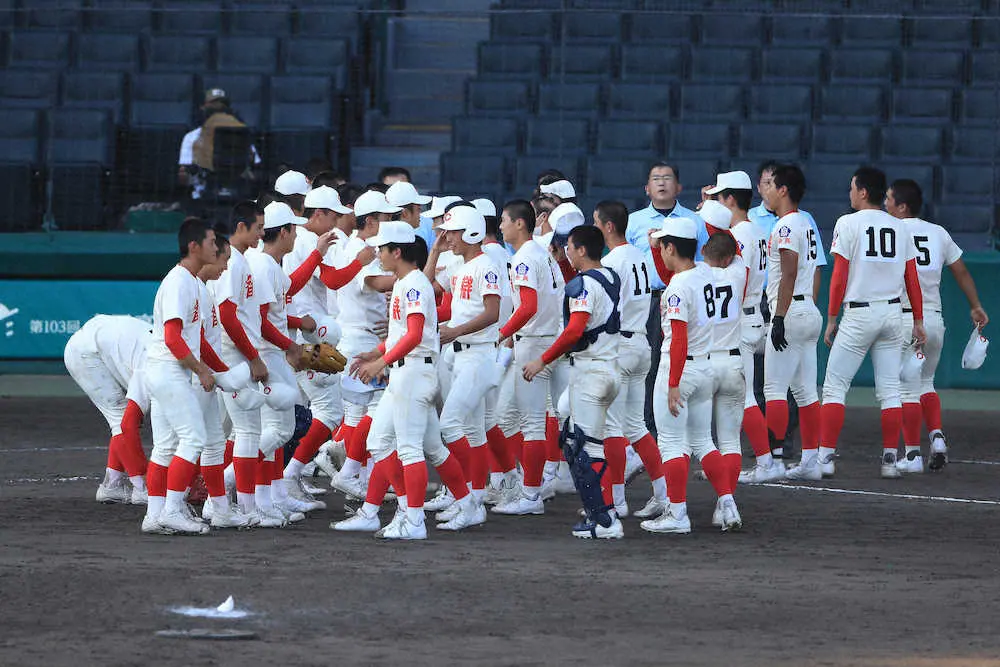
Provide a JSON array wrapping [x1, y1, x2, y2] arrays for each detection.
[[523, 224, 624, 539], [64, 315, 151, 505], [492, 200, 564, 516], [141, 218, 219, 535], [885, 179, 989, 472], [592, 200, 668, 519], [338, 221, 473, 540], [760, 165, 824, 482], [816, 167, 926, 479], [641, 217, 741, 535], [274, 169, 310, 215]]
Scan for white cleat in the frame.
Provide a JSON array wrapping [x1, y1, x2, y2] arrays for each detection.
[[140, 513, 174, 535], [331, 506, 381, 532], [738, 460, 786, 484], [615, 501, 629, 518], [435, 502, 461, 523], [129, 485, 148, 505], [423, 486, 456, 512], [633, 496, 667, 519], [720, 497, 742, 532], [275, 494, 321, 516], [96, 476, 131, 504], [819, 454, 836, 478], [785, 458, 822, 481], [301, 479, 328, 496], [539, 479, 557, 501], [437, 499, 487, 531], [255, 506, 289, 528], [377, 515, 427, 540], [640, 506, 691, 534], [209, 502, 254, 529], [896, 454, 925, 474], [313, 447, 340, 479], [881, 452, 902, 479], [624, 448, 644, 485], [712, 499, 724, 527], [492, 491, 544, 515], [928, 433, 948, 471], [283, 478, 327, 511], [158, 508, 211, 535], [572, 515, 624, 540], [330, 472, 367, 499], [300, 460, 318, 477], [551, 465, 577, 494], [375, 502, 407, 538]]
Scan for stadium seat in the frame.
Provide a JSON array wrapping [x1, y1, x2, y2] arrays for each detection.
[[761, 47, 824, 83], [217, 36, 278, 74], [940, 165, 998, 202], [689, 46, 757, 82], [913, 0, 981, 13], [0, 109, 41, 164], [477, 43, 546, 80], [198, 74, 265, 128], [47, 109, 113, 164], [701, 13, 765, 44], [805, 198, 852, 233], [7, 31, 71, 69], [677, 83, 744, 121], [548, 45, 616, 80], [959, 88, 999, 126], [670, 159, 722, 192], [562, 11, 622, 42], [829, 49, 896, 83], [230, 3, 292, 35], [738, 123, 803, 160], [156, 0, 222, 34], [262, 130, 333, 172], [441, 153, 509, 192], [666, 122, 732, 157], [877, 162, 938, 196], [282, 38, 348, 87], [803, 161, 863, 198], [61, 71, 127, 123], [748, 84, 814, 120], [881, 126, 945, 161], [810, 124, 876, 160], [537, 82, 603, 118], [819, 84, 887, 121], [268, 76, 334, 129], [524, 118, 590, 156], [115, 126, 187, 198], [933, 204, 995, 233], [900, 50, 967, 85], [976, 17, 1000, 49], [0, 70, 59, 110], [840, 16, 903, 47], [620, 44, 685, 83], [607, 82, 672, 120], [950, 126, 1000, 162], [627, 12, 694, 43], [22, 0, 83, 29], [489, 11, 556, 42], [908, 16, 973, 48], [50, 165, 110, 230], [0, 164, 42, 231], [595, 120, 662, 156], [143, 35, 212, 72], [466, 80, 532, 116], [451, 116, 521, 155], [85, 0, 154, 33], [513, 155, 581, 192], [129, 73, 195, 126], [294, 7, 360, 46], [76, 33, 141, 71], [770, 14, 836, 46], [586, 157, 650, 199], [891, 88, 955, 123], [969, 51, 999, 86]]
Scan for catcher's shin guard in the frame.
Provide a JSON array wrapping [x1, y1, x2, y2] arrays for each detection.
[[560, 419, 613, 528]]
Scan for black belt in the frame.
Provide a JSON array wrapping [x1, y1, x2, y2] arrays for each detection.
[[453, 341, 495, 352], [792, 295, 806, 301], [729, 348, 740, 356], [390, 356, 433, 368], [903, 307, 912, 313], [743, 306, 756, 315], [651, 288, 664, 296], [849, 297, 900, 309], [621, 331, 641, 339], [686, 353, 710, 360]]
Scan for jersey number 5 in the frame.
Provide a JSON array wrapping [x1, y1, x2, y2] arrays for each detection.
[[807, 229, 818, 261], [914, 235, 931, 266]]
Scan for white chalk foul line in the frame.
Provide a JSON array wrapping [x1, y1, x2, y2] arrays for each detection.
[[951, 459, 1000, 466], [0, 446, 105, 453], [6, 474, 101, 485], [757, 482, 1000, 506]]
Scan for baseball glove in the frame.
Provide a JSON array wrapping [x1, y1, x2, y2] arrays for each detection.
[[302, 342, 347, 374]]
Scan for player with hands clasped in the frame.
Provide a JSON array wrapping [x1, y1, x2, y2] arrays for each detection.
[[885, 179, 989, 473], [817, 168, 926, 480], [641, 218, 742, 536]]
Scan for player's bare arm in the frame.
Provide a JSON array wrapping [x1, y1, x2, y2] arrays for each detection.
[[948, 259, 989, 329], [440, 294, 500, 345]]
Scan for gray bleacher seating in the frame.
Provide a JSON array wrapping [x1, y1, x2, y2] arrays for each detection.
[[819, 84, 887, 121], [620, 44, 685, 82], [678, 83, 744, 121], [524, 117, 590, 156], [143, 34, 211, 72], [0, 109, 41, 164], [61, 71, 127, 123], [761, 47, 824, 83], [514, 155, 581, 192], [230, 3, 292, 36], [0, 70, 59, 109], [959, 88, 999, 125], [950, 126, 1000, 162], [548, 45, 616, 80], [86, 0, 154, 33], [477, 43, 546, 80], [748, 84, 814, 120], [900, 49, 967, 85], [689, 46, 757, 82], [441, 153, 509, 192], [882, 125, 946, 161], [840, 15, 904, 46], [670, 159, 723, 193], [466, 80, 532, 116], [129, 72, 194, 126], [934, 204, 995, 234], [156, 0, 222, 34], [562, 11, 621, 42], [891, 88, 954, 123], [537, 82, 603, 118], [739, 122, 804, 160], [268, 75, 333, 129], [23, 0, 83, 30], [217, 36, 278, 74], [627, 12, 694, 43], [595, 119, 662, 156], [76, 33, 141, 71], [489, 11, 556, 42], [770, 14, 837, 46], [586, 156, 649, 199], [701, 13, 764, 44], [829, 48, 896, 83], [607, 82, 672, 120], [284, 38, 349, 85], [969, 51, 1000, 86], [7, 30, 71, 68], [0, 164, 42, 230], [667, 121, 732, 157], [940, 165, 998, 202], [198, 74, 265, 128], [451, 116, 520, 155], [48, 109, 113, 164], [908, 16, 973, 48], [811, 124, 876, 160]]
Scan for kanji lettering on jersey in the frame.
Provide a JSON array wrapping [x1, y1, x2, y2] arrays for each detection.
[[392, 296, 401, 320], [192, 299, 200, 323], [244, 275, 254, 298], [460, 275, 474, 300], [211, 304, 218, 327]]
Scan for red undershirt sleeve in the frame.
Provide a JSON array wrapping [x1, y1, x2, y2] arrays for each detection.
[[499, 287, 537, 338], [200, 328, 228, 372], [541, 311, 589, 364], [318, 259, 362, 290], [557, 256, 576, 283], [651, 249, 674, 286], [164, 318, 191, 360], [382, 313, 424, 365], [288, 250, 322, 296], [260, 303, 294, 351], [668, 319, 688, 388], [828, 255, 850, 317], [437, 291, 453, 322], [904, 258, 923, 320], [218, 299, 259, 361], [287, 315, 303, 330]]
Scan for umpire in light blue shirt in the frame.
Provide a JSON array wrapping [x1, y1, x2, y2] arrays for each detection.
[[625, 162, 705, 435]]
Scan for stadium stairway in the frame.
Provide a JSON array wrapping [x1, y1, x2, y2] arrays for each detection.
[[350, 0, 489, 189]]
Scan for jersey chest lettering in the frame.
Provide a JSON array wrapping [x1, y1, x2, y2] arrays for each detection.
[[391, 296, 401, 321], [192, 298, 200, 323], [244, 274, 254, 299]]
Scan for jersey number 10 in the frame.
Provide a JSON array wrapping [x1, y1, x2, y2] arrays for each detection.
[[864, 226, 897, 259]]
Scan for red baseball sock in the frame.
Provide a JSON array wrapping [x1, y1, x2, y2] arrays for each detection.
[[255, 456, 271, 487], [364, 457, 392, 506], [902, 402, 923, 447], [107, 436, 126, 472], [881, 407, 903, 451], [223, 440, 234, 468], [820, 403, 846, 448], [272, 448, 284, 482], [487, 445, 500, 473], [631, 433, 663, 481], [201, 463, 226, 497], [743, 406, 771, 457], [799, 401, 820, 450], [118, 402, 147, 476], [403, 462, 429, 509], [293, 419, 331, 464], [345, 416, 371, 464], [166, 456, 199, 493], [522, 439, 546, 487], [723, 452, 742, 491], [386, 452, 406, 497], [603, 436, 628, 485], [486, 425, 515, 473], [445, 436, 473, 481], [233, 457, 256, 495], [664, 456, 689, 504], [920, 392, 942, 432], [507, 431, 525, 464], [545, 415, 562, 462], [147, 461, 168, 497], [700, 450, 733, 497], [766, 399, 789, 441], [436, 454, 471, 500], [592, 461, 613, 505], [470, 444, 489, 491]]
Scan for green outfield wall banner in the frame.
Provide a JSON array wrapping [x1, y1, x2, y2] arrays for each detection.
[[0, 281, 158, 359]]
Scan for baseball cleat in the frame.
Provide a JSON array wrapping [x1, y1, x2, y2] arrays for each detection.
[[209, 502, 254, 529], [141, 513, 175, 535], [896, 454, 925, 474], [785, 458, 822, 481], [437, 499, 487, 531], [572, 516, 624, 540], [929, 433, 948, 471], [313, 447, 340, 479], [712, 499, 724, 528], [624, 448, 645, 485], [423, 486, 456, 512], [436, 502, 461, 522], [158, 508, 211, 535], [330, 472, 366, 499], [375, 502, 407, 538], [738, 460, 786, 484], [331, 506, 381, 532], [129, 484, 149, 505], [551, 463, 577, 494], [633, 496, 667, 519], [300, 460, 318, 477], [491, 491, 544, 515], [300, 479, 328, 496], [377, 515, 427, 540], [255, 506, 289, 528], [640, 507, 691, 534], [720, 497, 742, 532], [282, 478, 327, 511], [880, 452, 902, 479], [819, 454, 836, 478], [96, 476, 131, 504]]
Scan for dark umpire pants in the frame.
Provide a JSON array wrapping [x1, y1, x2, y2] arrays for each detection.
[[644, 290, 663, 436]]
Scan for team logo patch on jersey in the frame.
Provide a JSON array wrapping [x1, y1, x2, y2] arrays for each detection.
[[574, 288, 589, 306], [485, 270, 499, 285], [406, 288, 420, 302], [665, 294, 681, 315], [515, 263, 529, 276], [777, 225, 792, 245]]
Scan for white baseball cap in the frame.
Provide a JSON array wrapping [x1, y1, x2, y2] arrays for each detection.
[[549, 202, 586, 236], [472, 198, 497, 218], [424, 195, 462, 219], [651, 217, 698, 240], [706, 170, 753, 195], [367, 220, 416, 247], [304, 185, 351, 214], [962, 327, 989, 370], [439, 204, 486, 243], [263, 201, 307, 229], [262, 382, 297, 411], [353, 190, 401, 218], [213, 362, 251, 393], [386, 181, 432, 207], [698, 199, 733, 230], [274, 170, 310, 196], [540, 179, 576, 200]]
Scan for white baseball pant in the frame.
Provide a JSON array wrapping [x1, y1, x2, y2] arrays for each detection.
[[437, 343, 456, 409], [739, 309, 766, 409], [339, 330, 384, 427], [297, 369, 343, 429], [550, 355, 570, 421], [194, 376, 226, 466], [259, 348, 298, 457], [366, 359, 446, 468], [900, 310, 945, 402], [64, 335, 128, 435], [568, 358, 621, 459], [220, 346, 262, 461], [654, 356, 716, 462], [605, 334, 651, 443], [494, 358, 519, 437], [440, 343, 496, 446], [763, 298, 822, 406], [711, 351, 746, 457], [513, 334, 557, 440], [823, 300, 904, 409], [145, 358, 206, 466]]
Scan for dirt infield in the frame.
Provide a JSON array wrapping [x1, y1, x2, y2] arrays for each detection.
[[3, 396, 1000, 667]]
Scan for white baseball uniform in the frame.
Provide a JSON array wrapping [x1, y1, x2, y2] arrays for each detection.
[[196, 278, 227, 467], [482, 241, 514, 434], [730, 219, 767, 409], [709, 258, 748, 457]]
